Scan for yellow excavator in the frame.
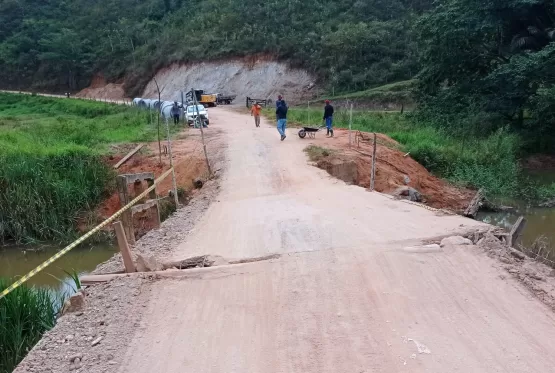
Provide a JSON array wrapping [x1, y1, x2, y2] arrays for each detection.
[[186, 89, 217, 107]]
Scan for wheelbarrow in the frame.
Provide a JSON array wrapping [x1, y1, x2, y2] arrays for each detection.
[[298, 125, 326, 139]]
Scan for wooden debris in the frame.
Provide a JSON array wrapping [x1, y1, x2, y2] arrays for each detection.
[[508, 216, 526, 248], [464, 188, 484, 219], [114, 144, 144, 169]]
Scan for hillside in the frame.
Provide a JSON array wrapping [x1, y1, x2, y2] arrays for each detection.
[[0, 0, 431, 95]]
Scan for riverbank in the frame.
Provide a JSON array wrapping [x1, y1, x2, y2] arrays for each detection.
[[285, 108, 523, 198], [0, 93, 158, 244]]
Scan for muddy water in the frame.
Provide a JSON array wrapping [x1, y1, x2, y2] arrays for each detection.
[[0, 243, 116, 294], [478, 170, 555, 260], [478, 203, 555, 246]]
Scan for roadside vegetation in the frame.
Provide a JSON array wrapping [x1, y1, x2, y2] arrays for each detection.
[[0, 279, 58, 373], [304, 145, 334, 162], [287, 107, 555, 201], [0, 93, 155, 244]]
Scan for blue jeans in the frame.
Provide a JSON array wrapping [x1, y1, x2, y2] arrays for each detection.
[[277, 119, 287, 136], [325, 117, 333, 130]]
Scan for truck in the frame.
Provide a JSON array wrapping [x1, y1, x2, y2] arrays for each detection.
[[216, 93, 236, 105], [185, 90, 217, 107]]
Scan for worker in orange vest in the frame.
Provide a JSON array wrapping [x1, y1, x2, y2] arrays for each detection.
[[251, 102, 262, 127]]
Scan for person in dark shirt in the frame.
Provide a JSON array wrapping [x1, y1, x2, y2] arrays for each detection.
[[323, 100, 334, 137], [276, 95, 288, 141], [170, 102, 181, 125]]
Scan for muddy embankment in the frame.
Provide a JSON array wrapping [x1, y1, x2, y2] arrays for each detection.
[[77, 58, 319, 104], [304, 129, 475, 212]]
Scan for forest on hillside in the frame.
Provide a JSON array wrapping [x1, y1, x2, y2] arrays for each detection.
[[2, 0, 555, 153], [0, 0, 431, 95]]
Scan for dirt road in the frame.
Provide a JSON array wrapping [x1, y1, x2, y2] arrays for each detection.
[[106, 109, 555, 373]]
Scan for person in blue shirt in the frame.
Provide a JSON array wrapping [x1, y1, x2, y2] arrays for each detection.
[[276, 95, 288, 141]]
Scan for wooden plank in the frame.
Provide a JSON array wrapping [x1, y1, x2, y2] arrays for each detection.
[[114, 144, 144, 169], [464, 188, 484, 219], [113, 221, 136, 273], [508, 216, 526, 248]]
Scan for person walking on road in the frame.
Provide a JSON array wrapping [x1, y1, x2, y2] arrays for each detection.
[[251, 102, 262, 127], [276, 95, 288, 141], [171, 102, 181, 125], [323, 99, 334, 137]]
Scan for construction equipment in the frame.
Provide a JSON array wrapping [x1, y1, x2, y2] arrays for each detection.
[[185, 90, 217, 107], [216, 93, 236, 105]]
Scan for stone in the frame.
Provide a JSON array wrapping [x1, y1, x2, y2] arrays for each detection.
[[69, 353, 83, 363], [136, 254, 164, 272], [440, 236, 473, 247], [193, 178, 204, 189], [509, 248, 526, 260], [403, 175, 411, 185], [393, 186, 422, 202], [62, 292, 85, 315], [91, 337, 103, 347]]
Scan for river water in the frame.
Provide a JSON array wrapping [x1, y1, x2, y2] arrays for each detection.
[[0, 243, 116, 294], [478, 203, 555, 246]]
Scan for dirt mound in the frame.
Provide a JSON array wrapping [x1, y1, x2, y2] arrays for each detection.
[[142, 57, 318, 104], [308, 129, 474, 212], [76, 74, 126, 100]]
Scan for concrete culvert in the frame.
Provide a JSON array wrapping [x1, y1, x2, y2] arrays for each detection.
[[151, 100, 163, 110], [160, 101, 176, 119]]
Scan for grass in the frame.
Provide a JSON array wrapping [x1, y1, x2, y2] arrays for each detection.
[[0, 93, 167, 243], [285, 107, 522, 197], [0, 278, 58, 373], [310, 80, 416, 105], [304, 145, 334, 161]]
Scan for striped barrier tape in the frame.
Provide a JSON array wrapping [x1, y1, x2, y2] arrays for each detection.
[[0, 167, 174, 300]]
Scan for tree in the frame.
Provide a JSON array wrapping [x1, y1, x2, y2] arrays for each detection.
[[416, 0, 555, 142]]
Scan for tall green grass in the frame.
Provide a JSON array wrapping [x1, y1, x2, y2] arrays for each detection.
[[0, 278, 58, 373], [286, 108, 521, 197], [0, 93, 159, 243]]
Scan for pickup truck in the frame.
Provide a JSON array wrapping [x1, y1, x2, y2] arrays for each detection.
[[185, 104, 209, 127]]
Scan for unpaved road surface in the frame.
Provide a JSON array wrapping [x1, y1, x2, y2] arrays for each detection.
[[107, 109, 555, 373]]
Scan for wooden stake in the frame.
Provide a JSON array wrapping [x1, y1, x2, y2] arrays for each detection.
[[349, 103, 353, 147], [113, 221, 136, 273], [165, 118, 179, 207], [370, 133, 377, 191], [116, 176, 135, 245], [192, 89, 213, 176]]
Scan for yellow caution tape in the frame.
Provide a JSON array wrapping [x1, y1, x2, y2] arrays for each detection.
[[0, 168, 174, 300]]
